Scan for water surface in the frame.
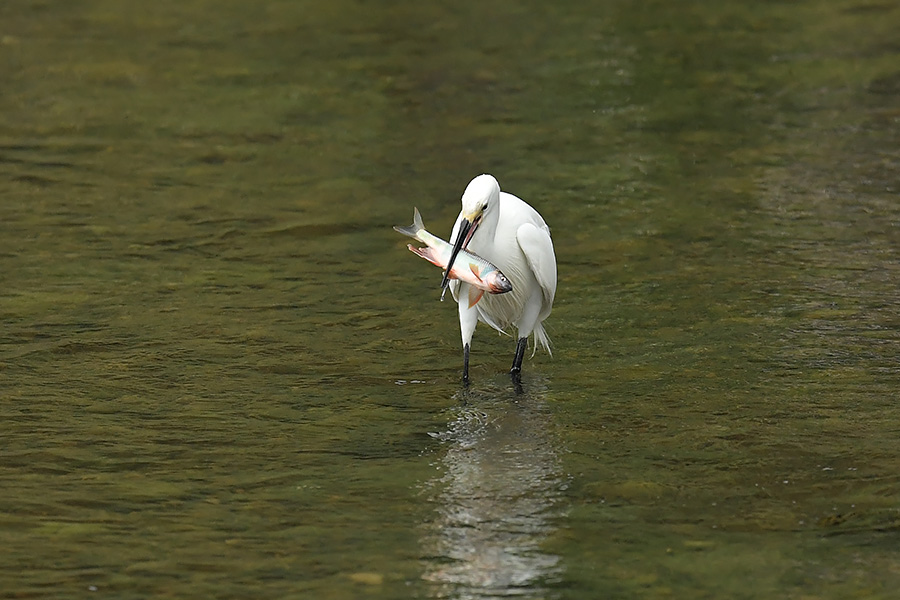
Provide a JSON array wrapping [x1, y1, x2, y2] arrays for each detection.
[[2, 0, 899, 598]]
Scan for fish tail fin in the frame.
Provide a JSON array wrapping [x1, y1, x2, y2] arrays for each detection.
[[393, 207, 426, 240], [413, 207, 425, 231]]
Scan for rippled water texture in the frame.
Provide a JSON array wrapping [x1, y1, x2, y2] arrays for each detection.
[[2, 0, 899, 598]]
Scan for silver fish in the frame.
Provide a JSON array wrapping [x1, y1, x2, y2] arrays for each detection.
[[394, 208, 513, 307]]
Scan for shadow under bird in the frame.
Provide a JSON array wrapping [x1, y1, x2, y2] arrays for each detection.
[[397, 174, 557, 385]]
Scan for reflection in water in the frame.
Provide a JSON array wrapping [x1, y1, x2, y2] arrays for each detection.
[[421, 384, 565, 599]]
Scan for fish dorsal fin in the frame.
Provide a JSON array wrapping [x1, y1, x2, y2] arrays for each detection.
[[469, 263, 482, 282], [467, 286, 484, 308]]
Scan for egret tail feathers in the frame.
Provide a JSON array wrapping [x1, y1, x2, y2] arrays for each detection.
[[531, 323, 552, 358], [392, 207, 426, 241]]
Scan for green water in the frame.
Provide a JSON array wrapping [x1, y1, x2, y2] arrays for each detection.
[[2, 0, 899, 598]]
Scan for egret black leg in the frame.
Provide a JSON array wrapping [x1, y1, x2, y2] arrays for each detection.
[[510, 337, 528, 383], [462, 343, 470, 386]]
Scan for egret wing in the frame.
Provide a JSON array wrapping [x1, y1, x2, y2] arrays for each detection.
[[516, 223, 557, 308]]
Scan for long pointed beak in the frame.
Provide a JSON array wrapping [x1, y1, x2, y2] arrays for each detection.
[[440, 217, 473, 290]]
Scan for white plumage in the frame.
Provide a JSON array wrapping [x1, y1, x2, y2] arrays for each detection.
[[444, 174, 557, 384]]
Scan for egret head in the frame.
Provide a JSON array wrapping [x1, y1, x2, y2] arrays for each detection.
[[441, 174, 501, 290], [460, 174, 500, 223]]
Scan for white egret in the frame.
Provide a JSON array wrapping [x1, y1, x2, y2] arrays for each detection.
[[441, 174, 557, 385]]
